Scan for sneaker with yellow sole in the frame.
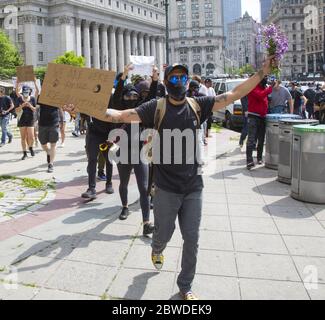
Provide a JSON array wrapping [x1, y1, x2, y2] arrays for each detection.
[[180, 291, 199, 301], [151, 252, 164, 271]]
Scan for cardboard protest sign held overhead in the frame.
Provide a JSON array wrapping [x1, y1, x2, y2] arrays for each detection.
[[16, 65, 35, 82], [129, 56, 155, 77], [12, 77, 42, 96], [39, 63, 116, 121]]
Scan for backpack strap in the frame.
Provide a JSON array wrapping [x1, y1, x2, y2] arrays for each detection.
[[154, 98, 167, 131], [186, 97, 201, 129]]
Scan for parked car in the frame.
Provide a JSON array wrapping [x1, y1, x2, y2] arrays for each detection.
[[213, 79, 245, 130]]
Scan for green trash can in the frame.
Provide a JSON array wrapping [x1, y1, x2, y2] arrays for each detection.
[[291, 124, 325, 204]]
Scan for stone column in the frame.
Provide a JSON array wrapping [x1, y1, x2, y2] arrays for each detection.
[[124, 30, 131, 64], [75, 18, 82, 56], [117, 28, 125, 72], [156, 37, 164, 69], [83, 20, 91, 68], [92, 23, 100, 69], [144, 34, 150, 56], [131, 32, 138, 55], [101, 25, 109, 70], [23, 15, 37, 65], [60, 16, 74, 54], [109, 26, 117, 71], [138, 33, 144, 56], [150, 36, 157, 63]]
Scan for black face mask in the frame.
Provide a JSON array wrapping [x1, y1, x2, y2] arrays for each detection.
[[166, 81, 187, 101], [122, 99, 138, 109]]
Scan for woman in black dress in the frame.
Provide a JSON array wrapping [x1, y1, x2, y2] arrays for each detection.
[[15, 79, 39, 160]]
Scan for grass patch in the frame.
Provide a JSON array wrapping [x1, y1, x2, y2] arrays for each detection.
[[0, 266, 6, 272], [100, 293, 109, 300], [22, 283, 37, 288], [211, 123, 222, 133], [0, 175, 17, 181], [0, 192, 4, 199], [21, 178, 46, 190]]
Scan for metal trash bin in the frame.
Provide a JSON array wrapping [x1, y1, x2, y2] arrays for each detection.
[[278, 119, 319, 184], [291, 124, 325, 204], [265, 114, 301, 170]]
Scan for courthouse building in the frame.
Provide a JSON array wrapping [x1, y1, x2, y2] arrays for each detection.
[[0, 0, 166, 72]]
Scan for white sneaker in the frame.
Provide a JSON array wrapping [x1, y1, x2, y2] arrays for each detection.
[[59, 143, 65, 148], [0, 143, 4, 147]]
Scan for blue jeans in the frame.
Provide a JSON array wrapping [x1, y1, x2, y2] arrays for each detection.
[[0, 115, 13, 144], [268, 105, 286, 114]]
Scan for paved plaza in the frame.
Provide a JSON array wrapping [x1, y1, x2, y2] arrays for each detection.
[[0, 128, 325, 300]]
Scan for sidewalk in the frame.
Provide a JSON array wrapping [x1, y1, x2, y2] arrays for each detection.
[[0, 128, 325, 300]]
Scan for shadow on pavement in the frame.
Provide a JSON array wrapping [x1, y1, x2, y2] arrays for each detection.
[[124, 272, 158, 300]]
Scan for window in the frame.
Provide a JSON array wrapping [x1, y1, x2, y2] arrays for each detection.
[[38, 34, 43, 43], [37, 17, 42, 25], [18, 33, 24, 42], [38, 52, 44, 61]]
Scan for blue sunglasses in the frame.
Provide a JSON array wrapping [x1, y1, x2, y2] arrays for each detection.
[[168, 75, 188, 85]]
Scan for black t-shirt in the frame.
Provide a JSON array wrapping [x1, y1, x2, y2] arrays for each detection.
[[0, 96, 12, 116], [17, 96, 36, 123], [39, 104, 60, 127], [291, 89, 303, 113], [136, 96, 215, 194], [304, 88, 316, 108], [314, 90, 325, 122]]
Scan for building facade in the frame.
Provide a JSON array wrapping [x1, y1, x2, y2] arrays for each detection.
[[227, 12, 261, 70], [0, 0, 166, 72], [305, 0, 325, 76], [222, 0, 242, 43], [169, 0, 224, 77], [267, 0, 306, 80], [260, 0, 273, 23]]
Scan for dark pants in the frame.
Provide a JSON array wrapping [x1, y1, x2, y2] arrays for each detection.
[[152, 187, 202, 294], [239, 115, 248, 146], [86, 133, 113, 190], [117, 162, 150, 222], [206, 116, 213, 136], [246, 115, 266, 164]]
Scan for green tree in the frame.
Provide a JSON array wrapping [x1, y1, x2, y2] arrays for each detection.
[[0, 30, 23, 79], [53, 51, 85, 67]]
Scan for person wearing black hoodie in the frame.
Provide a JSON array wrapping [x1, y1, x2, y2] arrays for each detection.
[[112, 64, 158, 236]]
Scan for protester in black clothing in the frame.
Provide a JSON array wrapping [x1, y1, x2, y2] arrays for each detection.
[[64, 57, 275, 300], [314, 84, 325, 124], [239, 95, 249, 147], [290, 81, 307, 118], [0, 87, 14, 147], [304, 83, 316, 119], [111, 63, 157, 236], [38, 102, 60, 173], [15, 80, 39, 160]]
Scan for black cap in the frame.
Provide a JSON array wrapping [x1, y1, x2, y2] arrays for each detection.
[[164, 64, 189, 80], [290, 81, 298, 86]]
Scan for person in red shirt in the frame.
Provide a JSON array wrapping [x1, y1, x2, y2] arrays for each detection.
[[246, 76, 273, 170]]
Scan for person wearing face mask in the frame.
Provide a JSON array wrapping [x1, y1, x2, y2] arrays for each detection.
[[0, 86, 14, 148], [246, 76, 274, 170], [64, 57, 275, 300], [111, 64, 158, 236], [15, 80, 39, 160]]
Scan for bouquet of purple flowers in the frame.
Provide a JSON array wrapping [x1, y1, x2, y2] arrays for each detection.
[[258, 24, 288, 78]]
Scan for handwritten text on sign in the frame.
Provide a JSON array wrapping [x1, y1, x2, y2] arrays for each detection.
[[39, 63, 115, 121]]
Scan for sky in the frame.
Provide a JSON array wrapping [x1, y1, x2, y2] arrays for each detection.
[[242, 0, 261, 23]]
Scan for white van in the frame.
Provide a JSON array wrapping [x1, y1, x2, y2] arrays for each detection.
[[213, 79, 245, 130]]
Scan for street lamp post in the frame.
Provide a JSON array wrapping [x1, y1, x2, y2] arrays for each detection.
[[163, 0, 170, 65], [164, 0, 183, 65]]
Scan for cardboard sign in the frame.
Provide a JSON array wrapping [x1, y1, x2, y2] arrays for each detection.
[[129, 56, 155, 77], [16, 65, 35, 82], [38, 63, 116, 121], [12, 77, 42, 96]]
